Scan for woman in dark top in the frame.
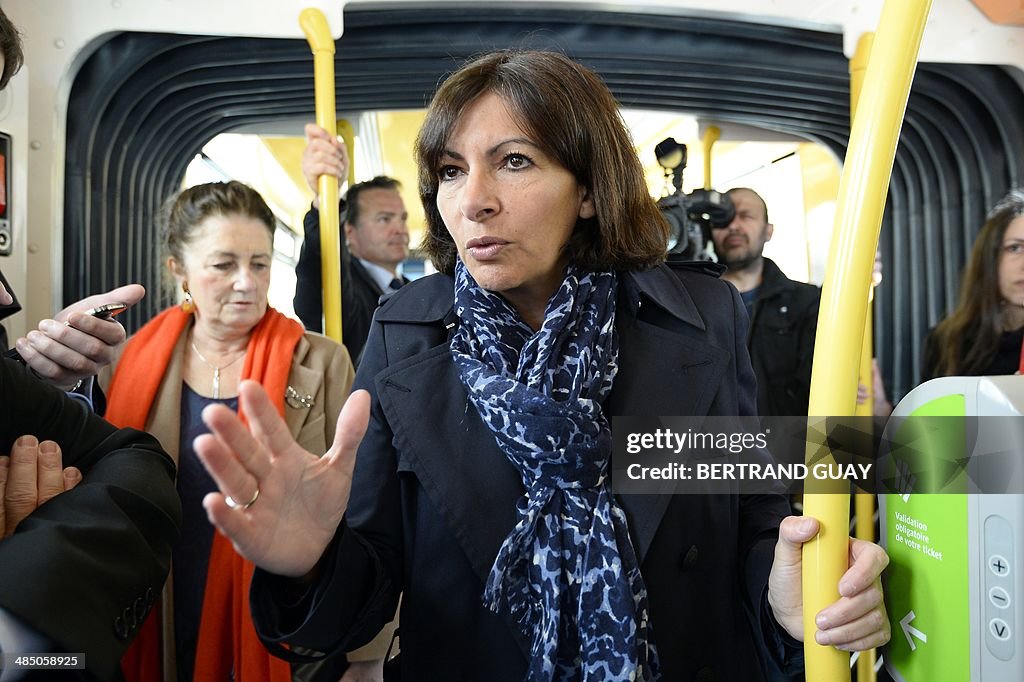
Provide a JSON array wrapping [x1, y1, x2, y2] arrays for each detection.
[[193, 50, 891, 681], [924, 190, 1024, 380]]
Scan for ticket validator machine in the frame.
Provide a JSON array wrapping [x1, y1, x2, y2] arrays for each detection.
[[882, 376, 1024, 680]]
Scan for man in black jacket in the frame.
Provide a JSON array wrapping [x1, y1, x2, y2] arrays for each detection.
[[292, 124, 410, 364], [710, 187, 820, 416]]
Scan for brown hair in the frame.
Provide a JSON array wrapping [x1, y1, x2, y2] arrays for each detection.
[[164, 181, 276, 263], [415, 50, 669, 274], [0, 8, 25, 91], [344, 175, 402, 227], [932, 189, 1024, 376]]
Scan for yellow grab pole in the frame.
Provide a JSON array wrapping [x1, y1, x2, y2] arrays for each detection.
[[803, 3, 931, 681], [337, 119, 357, 187], [851, 32, 876, 423], [853, 302, 878, 682], [702, 125, 721, 190], [855, 304, 875, 421], [850, 32, 880, 682], [849, 33, 873, 119], [853, 295, 878, 682], [300, 8, 343, 343], [854, 299, 878, 681]]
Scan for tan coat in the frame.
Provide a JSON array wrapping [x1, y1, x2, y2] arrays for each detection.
[[101, 321, 395, 678], [101, 325, 354, 463]]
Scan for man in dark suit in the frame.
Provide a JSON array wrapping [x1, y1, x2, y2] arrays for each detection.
[[293, 124, 410, 364]]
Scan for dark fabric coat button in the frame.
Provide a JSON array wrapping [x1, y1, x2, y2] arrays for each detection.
[[124, 606, 137, 631], [134, 596, 147, 621], [681, 544, 699, 570], [114, 616, 128, 640], [144, 587, 156, 606]]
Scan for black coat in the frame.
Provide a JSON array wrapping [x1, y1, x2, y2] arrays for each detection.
[[0, 268, 21, 351], [0, 357, 181, 680], [293, 206, 408, 364], [253, 263, 802, 681], [746, 258, 821, 416]]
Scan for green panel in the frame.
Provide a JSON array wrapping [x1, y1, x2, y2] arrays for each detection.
[[885, 394, 971, 680]]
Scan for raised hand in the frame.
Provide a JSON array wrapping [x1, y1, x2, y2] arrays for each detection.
[[15, 283, 145, 390], [0, 436, 82, 538], [302, 122, 349, 209], [195, 380, 370, 577], [767, 516, 891, 650]]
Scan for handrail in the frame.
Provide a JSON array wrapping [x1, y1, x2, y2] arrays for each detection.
[[850, 32, 879, 682], [701, 125, 720, 190], [300, 8, 343, 342], [802, 2, 932, 680]]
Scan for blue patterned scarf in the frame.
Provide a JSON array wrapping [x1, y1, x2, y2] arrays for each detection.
[[449, 260, 659, 681]]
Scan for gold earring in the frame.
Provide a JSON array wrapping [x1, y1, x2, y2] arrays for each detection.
[[181, 281, 195, 314]]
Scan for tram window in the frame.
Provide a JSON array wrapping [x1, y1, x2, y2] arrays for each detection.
[[626, 109, 840, 287], [176, 111, 840, 322]]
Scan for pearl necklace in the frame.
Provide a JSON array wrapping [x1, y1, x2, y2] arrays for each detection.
[[190, 342, 245, 399]]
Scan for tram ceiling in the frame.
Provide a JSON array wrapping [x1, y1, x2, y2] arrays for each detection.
[[64, 6, 1024, 400]]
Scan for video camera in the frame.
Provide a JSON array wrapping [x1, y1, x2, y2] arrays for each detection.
[[654, 137, 735, 260]]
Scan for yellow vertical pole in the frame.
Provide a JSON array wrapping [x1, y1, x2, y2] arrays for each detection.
[[802, 3, 931, 681], [850, 33, 879, 682], [854, 310, 878, 682], [300, 8, 343, 343], [854, 27, 878, 652], [851, 32, 875, 421], [702, 125, 721, 190], [337, 119, 357, 187]]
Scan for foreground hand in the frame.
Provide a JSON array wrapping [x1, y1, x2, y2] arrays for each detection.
[[303, 122, 349, 208], [0, 436, 82, 537], [767, 516, 890, 650], [195, 380, 370, 577], [15, 284, 145, 390]]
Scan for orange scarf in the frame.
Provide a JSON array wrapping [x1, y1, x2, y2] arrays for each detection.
[[109, 306, 302, 682]]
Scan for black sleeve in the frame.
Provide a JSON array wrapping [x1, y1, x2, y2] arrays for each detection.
[[0, 357, 181, 680], [786, 286, 819, 413], [293, 201, 353, 335], [795, 289, 821, 414], [294, 206, 326, 333], [0, 268, 22, 351], [250, 314, 401, 661], [728, 283, 804, 675]]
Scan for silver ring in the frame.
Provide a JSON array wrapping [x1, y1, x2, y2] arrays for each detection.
[[224, 486, 260, 511]]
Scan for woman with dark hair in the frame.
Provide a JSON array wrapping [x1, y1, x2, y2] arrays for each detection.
[[195, 51, 889, 681], [924, 190, 1024, 379]]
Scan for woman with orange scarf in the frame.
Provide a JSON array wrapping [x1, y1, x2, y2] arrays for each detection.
[[101, 181, 391, 681]]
